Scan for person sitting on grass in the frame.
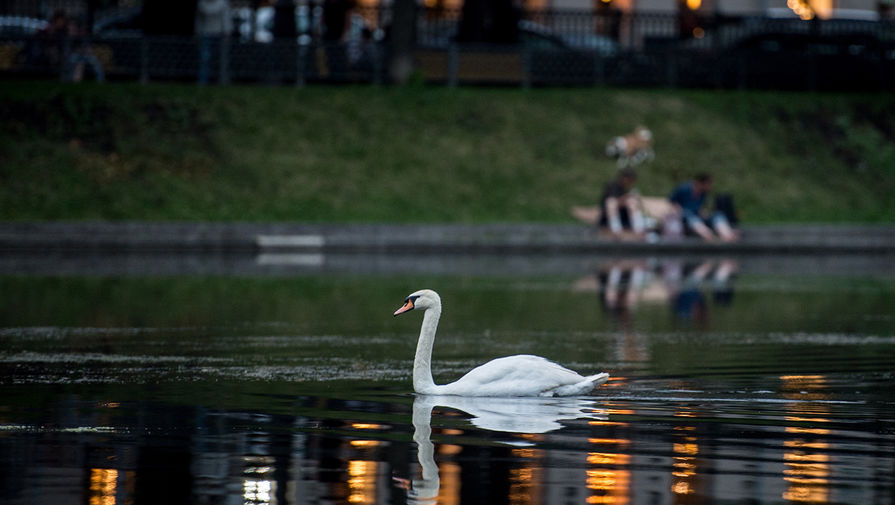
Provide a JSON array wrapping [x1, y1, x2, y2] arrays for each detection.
[[599, 168, 646, 240], [669, 172, 739, 242]]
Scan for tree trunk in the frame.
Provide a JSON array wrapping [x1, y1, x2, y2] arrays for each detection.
[[457, 0, 519, 44], [389, 0, 417, 84]]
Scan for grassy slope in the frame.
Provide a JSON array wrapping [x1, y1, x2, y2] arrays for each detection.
[[1, 80, 893, 222]]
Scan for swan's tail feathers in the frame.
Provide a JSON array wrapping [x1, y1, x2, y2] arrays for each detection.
[[586, 372, 610, 387], [551, 372, 610, 397]]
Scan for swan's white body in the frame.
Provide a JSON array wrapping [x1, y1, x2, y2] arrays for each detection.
[[395, 289, 609, 397]]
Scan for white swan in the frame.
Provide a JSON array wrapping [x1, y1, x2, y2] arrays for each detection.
[[394, 289, 610, 397]]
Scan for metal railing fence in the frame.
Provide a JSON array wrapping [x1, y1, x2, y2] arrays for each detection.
[[1, 2, 893, 90]]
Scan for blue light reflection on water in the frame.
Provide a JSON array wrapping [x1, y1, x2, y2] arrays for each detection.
[[0, 254, 893, 505]]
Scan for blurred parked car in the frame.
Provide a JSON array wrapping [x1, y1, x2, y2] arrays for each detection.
[[718, 31, 887, 90], [679, 11, 895, 52], [518, 20, 618, 56], [92, 6, 142, 37], [519, 20, 619, 84], [0, 15, 48, 36], [0, 16, 49, 71]]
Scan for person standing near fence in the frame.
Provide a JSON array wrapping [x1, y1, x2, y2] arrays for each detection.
[[321, 0, 355, 75], [35, 10, 104, 83], [195, 0, 232, 85]]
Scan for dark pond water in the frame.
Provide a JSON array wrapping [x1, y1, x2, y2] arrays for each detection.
[[1, 253, 894, 505]]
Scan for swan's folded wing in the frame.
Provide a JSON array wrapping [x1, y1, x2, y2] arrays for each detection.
[[443, 355, 590, 397]]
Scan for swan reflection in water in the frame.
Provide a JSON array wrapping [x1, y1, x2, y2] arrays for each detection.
[[396, 395, 607, 504]]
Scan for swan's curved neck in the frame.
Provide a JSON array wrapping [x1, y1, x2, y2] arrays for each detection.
[[413, 303, 441, 394]]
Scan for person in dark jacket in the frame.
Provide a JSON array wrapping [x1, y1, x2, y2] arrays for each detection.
[[668, 172, 739, 242]]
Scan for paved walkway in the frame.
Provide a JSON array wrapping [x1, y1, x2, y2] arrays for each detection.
[[1, 222, 894, 254]]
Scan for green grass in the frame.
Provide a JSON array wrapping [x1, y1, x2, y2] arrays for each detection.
[[1, 80, 894, 222]]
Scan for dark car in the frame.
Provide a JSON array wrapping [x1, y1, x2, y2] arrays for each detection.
[[717, 31, 888, 90], [519, 20, 619, 85], [519, 20, 622, 85], [518, 20, 618, 56]]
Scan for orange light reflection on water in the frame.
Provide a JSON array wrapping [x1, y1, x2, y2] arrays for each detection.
[[508, 448, 541, 505], [781, 375, 832, 503], [671, 413, 699, 497], [89, 468, 118, 505], [347, 460, 377, 505], [351, 423, 385, 430], [508, 466, 541, 505], [586, 428, 631, 505], [584, 399, 634, 504], [438, 459, 462, 505]]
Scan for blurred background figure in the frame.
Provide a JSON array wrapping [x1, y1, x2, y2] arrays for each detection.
[[319, 0, 356, 74], [195, 0, 231, 85], [345, 5, 374, 68], [599, 168, 646, 240], [254, 0, 276, 43], [34, 10, 71, 76], [273, 0, 297, 40], [36, 10, 104, 83], [323, 0, 353, 42], [669, 172, 739, 242]]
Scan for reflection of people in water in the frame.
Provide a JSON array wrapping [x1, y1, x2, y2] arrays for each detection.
[[711, 259, 737, 306], [598, 259, 648, 320], [574, 258, 738, 325], [669, 260, 711, 323], [574, 259, 665, 321], [574, 260, 653, 312], [666, 259, 738, 323]]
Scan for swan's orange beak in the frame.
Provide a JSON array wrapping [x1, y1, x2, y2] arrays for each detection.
[[393, 299, 414, 316]]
